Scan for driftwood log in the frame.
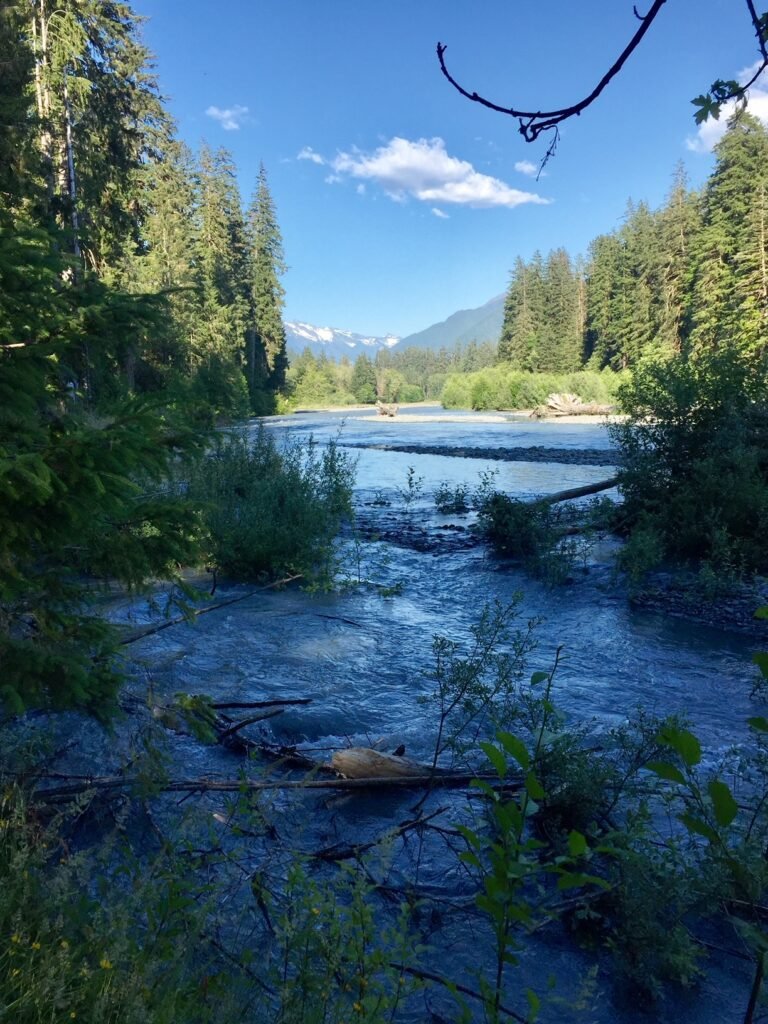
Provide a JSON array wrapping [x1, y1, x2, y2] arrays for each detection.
[[531, 392, 615, 419], [536, 477, 619, 505], [332, 747, 440, 780], [376, 400, 399, 417]]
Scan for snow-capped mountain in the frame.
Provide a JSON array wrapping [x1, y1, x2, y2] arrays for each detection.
[[285, 321, 400, 358]]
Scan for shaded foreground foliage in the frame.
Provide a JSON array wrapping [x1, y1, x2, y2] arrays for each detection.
[[5, 603, 768, 1021]]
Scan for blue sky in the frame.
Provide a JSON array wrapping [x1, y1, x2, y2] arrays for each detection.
[[137, 0, 768, 338]]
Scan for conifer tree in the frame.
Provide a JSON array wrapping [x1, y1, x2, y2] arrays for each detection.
[[687, 111, 768, 355], [498, 255, 543, 369], [247, 164, 288, 399], [538, 248, 582, 371], [191, 144, 249, 415], [656, 164, 700, 352], [351, 353, 377, 403]]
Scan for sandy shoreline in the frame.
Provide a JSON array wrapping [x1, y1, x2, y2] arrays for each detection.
[[289, 403, 625, 425]]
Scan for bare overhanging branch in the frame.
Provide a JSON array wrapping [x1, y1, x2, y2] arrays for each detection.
[[436, 0, 768, 153], [436, 0, 669, 143]]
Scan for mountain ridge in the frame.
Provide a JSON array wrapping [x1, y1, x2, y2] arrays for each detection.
[[285, 292, 505, 359]]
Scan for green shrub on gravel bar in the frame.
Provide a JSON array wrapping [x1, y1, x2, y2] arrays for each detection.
[[189, 426, 355, 583]]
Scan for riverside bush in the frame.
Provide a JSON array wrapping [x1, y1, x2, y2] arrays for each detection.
[[612, 349, 768, 575], [441, 367, 623, 411], [189, 426, 355, 582]]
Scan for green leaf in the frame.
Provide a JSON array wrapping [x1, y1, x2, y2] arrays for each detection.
[[753, 606, 768, 620], [748, 717, 768, 733], [530, 670, 549, 686], [567, 830, 588, 858], [658, 726, 701, 767], [496, 731, 530, 769], [679, 813, 719, 844], [525, 772, 545, 800], [456, 824, 483, 850], [526, 988, 541, 1021], [479, 741, 507, 780], [647, 761, 686, 785], [708, 779, 738, 827], [753, 653, 768, 680]]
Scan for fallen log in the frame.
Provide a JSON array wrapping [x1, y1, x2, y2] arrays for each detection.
[[331, 747, 441, 779], [120, 574, 302, 646], [376, 400, 399, 417], [530, 392, 615, 419], [34, 770, 510, 802], [535, 477, 619, 505]]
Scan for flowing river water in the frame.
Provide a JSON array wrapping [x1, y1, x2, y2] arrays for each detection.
[[59, 406, 768, 1022]]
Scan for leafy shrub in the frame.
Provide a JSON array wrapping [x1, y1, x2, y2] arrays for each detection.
[[441, 367, 623, 411], [189, 426, 355, 582], [0, 784, 238, 1024], [612, 349, 768, 575], [397, 383, 424, 403], [434, 481, 471, 514], [477, 493, 555, 560], [440, 374, 472, 408]]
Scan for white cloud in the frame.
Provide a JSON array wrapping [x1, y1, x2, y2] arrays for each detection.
[[298, 146, 325, 165], [514, 160, 539, 177], [356, 183, 366, 195], [205, 104, 249, 131], [328, 136, 549, 209], [686, 64, 768, 152], [431, 207, 449, 219]]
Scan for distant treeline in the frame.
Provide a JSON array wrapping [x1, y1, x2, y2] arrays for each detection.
[[286, 341, 497, 407], [291, 111, 768, 410]]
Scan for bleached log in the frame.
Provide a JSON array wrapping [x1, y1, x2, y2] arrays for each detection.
[[530, 392, 615, 418], [332, 747, 436, 779], [376, 400, 399, 417]]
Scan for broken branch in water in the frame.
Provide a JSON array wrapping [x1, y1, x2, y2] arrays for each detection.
[[215, 709, 285, 741], [312, 806, 449, 861], [390, 962, 529, 1023], [119, 574, 302, 646], [211, 698, 312, 710]]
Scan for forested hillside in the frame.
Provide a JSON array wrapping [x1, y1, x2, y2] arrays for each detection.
[[1, 1, 287, 420], [500, 114, 768, 373]]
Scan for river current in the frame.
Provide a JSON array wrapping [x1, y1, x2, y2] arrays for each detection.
[[93, 407, 766, 1021]]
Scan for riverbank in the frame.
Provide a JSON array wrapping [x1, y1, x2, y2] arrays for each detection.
[[289, 401, 626, 425]]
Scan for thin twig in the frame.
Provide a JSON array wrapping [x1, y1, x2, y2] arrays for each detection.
[[389, 963, 528, 1023], [119, 574, 301, 645], [216, 709, 285, 741]]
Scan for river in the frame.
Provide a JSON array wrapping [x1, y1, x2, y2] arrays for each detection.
[[97, 406, 765, 1021]]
